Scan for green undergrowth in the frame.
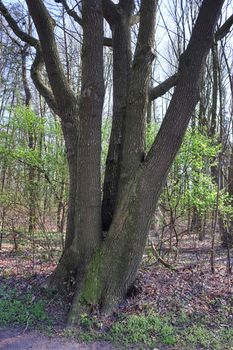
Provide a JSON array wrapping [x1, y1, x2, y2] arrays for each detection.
[[0, 285, 52, 330], [107, 312, 233, 349], [62, 308, 233, 350], [107, 312, 176, 348], [0, 280, 232, 349]]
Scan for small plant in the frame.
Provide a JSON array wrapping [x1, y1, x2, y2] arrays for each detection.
[[185, 325, 214, 347], [177, 308, 189, 325], [80, 313, 94, 330], [0, 286, 51, 329], [180, 324, 229, 350], [219, 327, 233, 347]]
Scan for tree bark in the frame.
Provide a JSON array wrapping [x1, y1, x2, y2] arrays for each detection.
[[23, 0, 104, 289], [102, 1, 133, 231], [118, 0, 157, 195], [0, 0, 225, 323], [222, 148, 233, 247], [69, 0, 224, 323]]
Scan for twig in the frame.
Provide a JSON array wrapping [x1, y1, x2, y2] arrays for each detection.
[[151, 243, 177, 271], [23, 315, 31, 333]]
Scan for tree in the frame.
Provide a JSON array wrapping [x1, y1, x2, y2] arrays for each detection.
[[0, 0, 230, 323]]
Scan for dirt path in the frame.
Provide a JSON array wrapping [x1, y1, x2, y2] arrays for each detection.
[[0, 329, 118, 350]]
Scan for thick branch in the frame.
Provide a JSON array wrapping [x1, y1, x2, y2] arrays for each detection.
[[103, 37, 112, 47], [103, 0, 137, 26], [130, 14, 140, 25], [119, 0, 134, 14], [118, 0, 157, 190], [145, 0, 224, 175], [59, 0, 83, 26], [25, 0, 76, 111], [0, 0, 59, 114], [215, 14, 233, 41], [102, 0, 120, 25], [0, 0, 38, 47], [57, 0, 113, 47], [149, 74, 178, 101], [21, 45, 32, 106], [31, 48, 59, 114]]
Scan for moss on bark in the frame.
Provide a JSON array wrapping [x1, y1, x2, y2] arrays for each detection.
[[80, 249, 103, 305], [67, 248, 104, 325]]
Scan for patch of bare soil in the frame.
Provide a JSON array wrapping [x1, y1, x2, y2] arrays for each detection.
[[0, 329, 118, 350]]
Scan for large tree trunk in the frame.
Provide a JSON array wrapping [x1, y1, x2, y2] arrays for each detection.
[[25, 0, 105, 290], [1, 0, 225, 325], [69, 0, 224, 323], [46, 114, 79, 289]]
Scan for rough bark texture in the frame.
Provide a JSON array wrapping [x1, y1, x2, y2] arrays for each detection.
[[102, 1, 133, 231], [118, 0, 157, 195], [1, 0, 226, 324], [69, 0, 224, 322], [24, 0, 104, 289]]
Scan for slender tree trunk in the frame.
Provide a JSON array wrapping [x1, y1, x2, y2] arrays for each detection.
[[222, 148, 233, 247], [21, 45, 36, 234]]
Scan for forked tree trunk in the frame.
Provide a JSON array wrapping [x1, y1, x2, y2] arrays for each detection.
[[68, 0, 224, 323], [1, 0, 225, 324]]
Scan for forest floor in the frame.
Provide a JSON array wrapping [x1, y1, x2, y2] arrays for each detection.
[[0, 233, 232, 349], [0, 328, 117, 349]]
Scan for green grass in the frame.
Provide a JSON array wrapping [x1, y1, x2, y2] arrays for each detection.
[[179, 324, 233, 350], [0, 286, 51, 329], [62, 309, 233, 350], [107, 313, 176, 348]]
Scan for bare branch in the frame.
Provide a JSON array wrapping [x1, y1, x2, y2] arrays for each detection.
[[0, 0, 38, 47], [0, 0, 59, 114], [151, 242, 177, 271], [215, 14, 233, 41], [57, 0, 112, 47], [145, 0, 224, 173], [103, 37, 112, 47], [149, 74, 178, 101], [31, 48, 59, 114], [148, 13, 233, 102], [25, 0, 76, 111], [58, 0, 83, 26]]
